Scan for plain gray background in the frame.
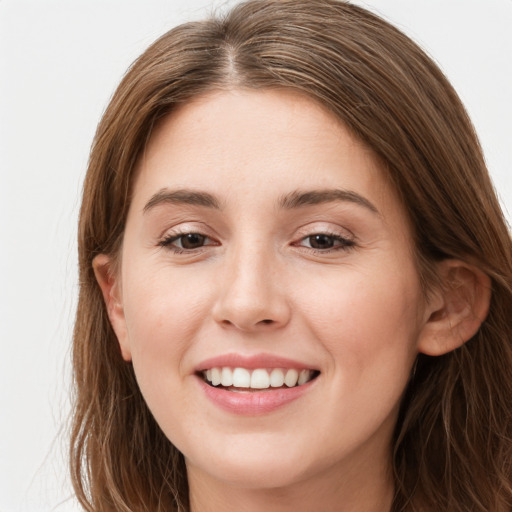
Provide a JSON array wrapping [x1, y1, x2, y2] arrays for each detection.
[[1, 1, 511, 510]]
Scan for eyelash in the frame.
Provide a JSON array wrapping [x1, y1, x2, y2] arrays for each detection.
[[158, 231, 217, 254], [294, 232, 355, 253], [158, 230, 355, 255]]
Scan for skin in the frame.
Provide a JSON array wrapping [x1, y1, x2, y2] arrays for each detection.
[[95, 89, 491, 512]]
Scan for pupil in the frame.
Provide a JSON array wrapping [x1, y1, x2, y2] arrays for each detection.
[[182, 233, 205, 249], [310, 234, 334, 249]]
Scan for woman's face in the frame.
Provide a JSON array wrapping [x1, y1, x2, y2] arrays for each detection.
[[106, 89, 432, 492]]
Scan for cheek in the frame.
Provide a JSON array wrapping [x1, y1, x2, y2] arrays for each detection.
[[297, 266, 422, 384], [119, 267, 215, 437], [120, 262, 213, 380]]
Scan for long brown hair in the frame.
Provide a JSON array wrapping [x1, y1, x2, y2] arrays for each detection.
[[71, 1, 512, 510]]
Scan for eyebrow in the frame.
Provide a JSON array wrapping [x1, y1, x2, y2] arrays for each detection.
[[143, 188, 221, 213], [143, 187, 379, 215], [278, 189, 379, 214]]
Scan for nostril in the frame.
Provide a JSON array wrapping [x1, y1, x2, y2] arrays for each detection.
[[261, 319, 273, 324]]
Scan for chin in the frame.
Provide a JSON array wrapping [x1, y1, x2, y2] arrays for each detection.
[[184, 436, 317, 490]]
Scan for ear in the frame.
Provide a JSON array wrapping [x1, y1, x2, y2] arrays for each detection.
[[93, 254, 132, 361], [418, 260, 491, 356]]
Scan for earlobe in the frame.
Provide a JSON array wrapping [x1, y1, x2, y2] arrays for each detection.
[[417, 260, 491, 356], [92, 254, 132, 361]]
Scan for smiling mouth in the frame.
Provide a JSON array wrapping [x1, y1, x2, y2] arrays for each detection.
[[200, 367, 320, 391]]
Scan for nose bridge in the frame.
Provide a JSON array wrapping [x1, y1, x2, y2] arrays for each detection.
[[213, 234, 290, 330]]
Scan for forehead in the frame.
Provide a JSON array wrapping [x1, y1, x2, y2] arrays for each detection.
[[135, 89, 389, 195]]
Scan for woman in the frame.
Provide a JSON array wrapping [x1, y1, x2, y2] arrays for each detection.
[[71, 1, 512, 510]]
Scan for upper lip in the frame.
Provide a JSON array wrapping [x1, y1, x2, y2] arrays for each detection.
[[195, 353, 319, 372]]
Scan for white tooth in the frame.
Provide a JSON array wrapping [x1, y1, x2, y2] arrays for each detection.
[[206, 369, 212, 382], [270, 368, 285, 387], [284, 369, 299, 387], [251, 368, 270, 389], [298, 369, 311, 385], [232, 368, 251, 388], [211, 367, 221, 386], [221, 367, 233, 386]]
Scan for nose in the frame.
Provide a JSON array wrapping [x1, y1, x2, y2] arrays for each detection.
[[211, 244, 291, 332]]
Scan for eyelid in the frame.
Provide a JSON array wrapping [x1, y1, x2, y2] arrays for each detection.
[[290, 223, 357, 254], [293, 232, 355, 250], [156, 220, 214, 239], [292, 222, 355, 241], [157, 222, 220, 253], [160, 232, 214, 245]]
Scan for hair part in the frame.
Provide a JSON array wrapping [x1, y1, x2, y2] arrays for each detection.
[[71, 1, 512, 510]]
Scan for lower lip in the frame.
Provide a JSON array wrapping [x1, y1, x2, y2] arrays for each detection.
[[198, 376, 316, 415]]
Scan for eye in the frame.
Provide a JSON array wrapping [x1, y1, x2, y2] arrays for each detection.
[[159, 232, 216, 251], [297, 233, 354, 251]]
